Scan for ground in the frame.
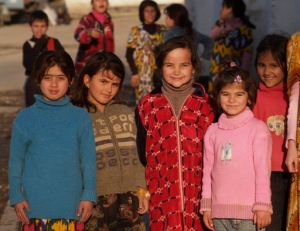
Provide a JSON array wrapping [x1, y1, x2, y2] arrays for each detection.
[[0, 90, 24, 218]]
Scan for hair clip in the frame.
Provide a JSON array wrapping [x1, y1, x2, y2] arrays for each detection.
[[230, 62, 236, 67], [234, 74, 242, 83]]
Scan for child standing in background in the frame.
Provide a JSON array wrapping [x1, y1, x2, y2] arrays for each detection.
[[136, 36, 215, 231], [201, 61, 272, 231], [253, 34, 290, 231], [9, 50, 96, 231], [209, 0, 255, 92], [71, 51, 148, 230], [74, 0, 114, 74], [285, 31, 300, 231], [125, 0, 165, 104], [23, 10, 64, 107], [163, 3, 213, 61]]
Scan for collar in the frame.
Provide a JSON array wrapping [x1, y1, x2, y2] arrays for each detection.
[[34, 94, 70, 110], [218, 107, 253, 130]]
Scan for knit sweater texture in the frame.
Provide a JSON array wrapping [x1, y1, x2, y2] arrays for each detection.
[[253, 83, 289, 171], [201, 108, 273, 219], [9, 95, 97, 219], [89, 101, 146, 196]]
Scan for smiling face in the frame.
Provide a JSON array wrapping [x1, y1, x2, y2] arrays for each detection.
[[162, 48, 194, 88], [219, 83, 250, 118], [40, 64, 70, 101], [143, 5, 156, 24], [92, 0, 108, 14], [84, 70, 121, 112], [256, 51, 285, 88], [30, 20, 48, 39]]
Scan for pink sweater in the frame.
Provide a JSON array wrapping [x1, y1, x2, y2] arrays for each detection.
[[253, 83, 289, 172], [201, 108, 273, 219]]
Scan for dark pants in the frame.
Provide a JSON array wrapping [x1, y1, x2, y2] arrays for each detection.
[[266, 172, 290, 231], [24, 76, 41, 107]]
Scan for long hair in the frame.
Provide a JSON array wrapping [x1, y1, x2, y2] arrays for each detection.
[[255, 33, 289, 82], [164, 4, 194, 39], [223, 0, 256, 29], [71, 51, 125, 113]]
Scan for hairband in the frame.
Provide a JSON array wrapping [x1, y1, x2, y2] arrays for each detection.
[[230, 62, 242, 83]]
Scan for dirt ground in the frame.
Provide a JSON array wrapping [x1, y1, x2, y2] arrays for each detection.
[[0, 90, 24, 218]]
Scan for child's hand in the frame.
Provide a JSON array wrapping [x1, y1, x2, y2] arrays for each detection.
[[253, 210, 271, 230], [14, 201, 30, 224], [137, 194, 149, 214], [89, 28, 101, 39], [77, 201, 93, 224], [202, 211, 214, 230], [130, 74, 140, 87], [220, 26, 233, 37], [286, 140, 298, 172]]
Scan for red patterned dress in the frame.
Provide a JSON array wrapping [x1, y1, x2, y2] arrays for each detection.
[[136, 83, 215, 230]]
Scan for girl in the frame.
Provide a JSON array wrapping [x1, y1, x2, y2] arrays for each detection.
[[253, 34, 290, 231], [210, 0, 255, 91], [125, 0, 165, 104], [164, 3, 213, 61], [9, 50, 96, 231], [71, 51, 148, 230], [74, 0, 114, 74], [200, 61, 272, 231], [136, 36, 215, 231], [285, 31, 300, 231]]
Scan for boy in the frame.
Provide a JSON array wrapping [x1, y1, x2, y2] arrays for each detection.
[[23, 10, 64, 107]]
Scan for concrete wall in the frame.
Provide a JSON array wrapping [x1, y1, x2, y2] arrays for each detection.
[[185, 0, 300, 79]]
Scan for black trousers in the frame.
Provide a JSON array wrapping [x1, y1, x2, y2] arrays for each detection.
[[24, 76, 41, 107], [266, 172, 290, 231]]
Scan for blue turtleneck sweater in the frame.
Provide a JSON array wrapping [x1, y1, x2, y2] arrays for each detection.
[[9, 95, 96, 219]]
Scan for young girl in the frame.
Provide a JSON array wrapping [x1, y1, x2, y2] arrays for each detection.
[[135, 36, 215, 231], [74, 0, 114, 74], [164, 3, 213, 61], [71, 51, 148, 230], [9, 50, 96, 230], [285, 31, 300, 231], [209, 0, 256, 91], [253, 34, 290, 231], [200, 61, 272, 231], [125, 0, 165, 104]]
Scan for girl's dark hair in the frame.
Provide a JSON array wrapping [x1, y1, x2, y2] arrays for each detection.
[[164, 4, 194, 39], [156, 36, 201, 75], [71, 51, 125, 112], [223, 0, 256, 29], [212, 59, 257, 113], [255, 34, 289, 81], [31, 50, 75, 85], [29, 10, 49, 26], [139, 0, 161, 23]]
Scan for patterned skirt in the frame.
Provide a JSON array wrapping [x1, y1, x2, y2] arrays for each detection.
[[22, 219, 84, 231], [84, 192, 146, 231]]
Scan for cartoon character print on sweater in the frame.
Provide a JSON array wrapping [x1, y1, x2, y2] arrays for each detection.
[[221, 141, 232, 161], [267, 115, 285, 136]]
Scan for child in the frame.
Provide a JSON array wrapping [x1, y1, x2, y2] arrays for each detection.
[[253, 34, 290, 231], [125, 0, 165, 104], [209, 0, 255, 91], [23, 10, 64, 107], [200, 61, 273, 231], [71, 51, 148, 230], [285, 31, 300, 231], [74, 0, 114, 74], [9, 50, 96, 230], [135, 36, 215, 231], [164, 3, 213, 61]]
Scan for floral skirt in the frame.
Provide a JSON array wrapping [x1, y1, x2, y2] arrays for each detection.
[[22, 219, 84, 231], [84, 192, 146, 231]]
